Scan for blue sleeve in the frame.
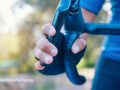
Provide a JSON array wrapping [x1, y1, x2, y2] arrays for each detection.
[[80, 0, 105, 14]]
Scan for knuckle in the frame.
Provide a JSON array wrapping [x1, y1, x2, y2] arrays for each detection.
[[79, 39, 86, 45], [47, 23, 52, 26], [42, 24, 50, 34], [36, 37, 49, 49], [34, 48, 41, 58], [82, 40, 86, 46], [35, 35, 44, 44], [42, 23, 56, 36], [42, 24, 48, 30]]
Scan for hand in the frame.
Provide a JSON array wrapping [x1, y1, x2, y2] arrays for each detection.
[[34, 23, 87, 71], [34, 23, 58, 70]]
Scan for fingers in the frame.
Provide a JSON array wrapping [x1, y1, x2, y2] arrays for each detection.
[[34, 48, 53, 64], [35, 35, 58, 56], [35, 61, 45, 70], [72, 37, 86, 54], [42, 43, 58, 57], [34, 23, 57, 71], [42, 23, 56, 36]]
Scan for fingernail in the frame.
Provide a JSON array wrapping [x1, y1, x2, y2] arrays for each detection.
[[44, 25, 53, 34], [48, 29, 53, 34], [73, 46, 80, 53], [44, 56, 52, 64], [51, 49, 56, 56]]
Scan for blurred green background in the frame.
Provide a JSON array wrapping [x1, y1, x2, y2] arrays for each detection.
[[0, 0, 111, 90]]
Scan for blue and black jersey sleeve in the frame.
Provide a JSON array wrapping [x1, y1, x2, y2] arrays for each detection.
[[80, 0, 105, 14]]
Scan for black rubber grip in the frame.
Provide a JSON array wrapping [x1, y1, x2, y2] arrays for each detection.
[[63, 31, 86, 85]]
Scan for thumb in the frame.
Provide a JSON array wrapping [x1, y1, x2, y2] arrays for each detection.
[[71, 37, 86, 54]]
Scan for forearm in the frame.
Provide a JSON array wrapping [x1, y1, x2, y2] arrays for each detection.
[[80, 8, 96, 40]]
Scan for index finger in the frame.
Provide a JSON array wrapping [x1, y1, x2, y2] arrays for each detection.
[[42, 23, 56, 36]]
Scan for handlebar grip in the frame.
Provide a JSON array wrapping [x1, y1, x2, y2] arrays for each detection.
[[64, 50, 86, 85], [63, 30, 86, 85], [64, 55, 86, 85]]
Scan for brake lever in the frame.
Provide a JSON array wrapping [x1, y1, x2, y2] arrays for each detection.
[[50, 0, 86, 85], [48, 0, 71, 43]]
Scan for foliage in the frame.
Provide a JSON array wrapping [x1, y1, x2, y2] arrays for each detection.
[[0, 0, 109, 75]]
